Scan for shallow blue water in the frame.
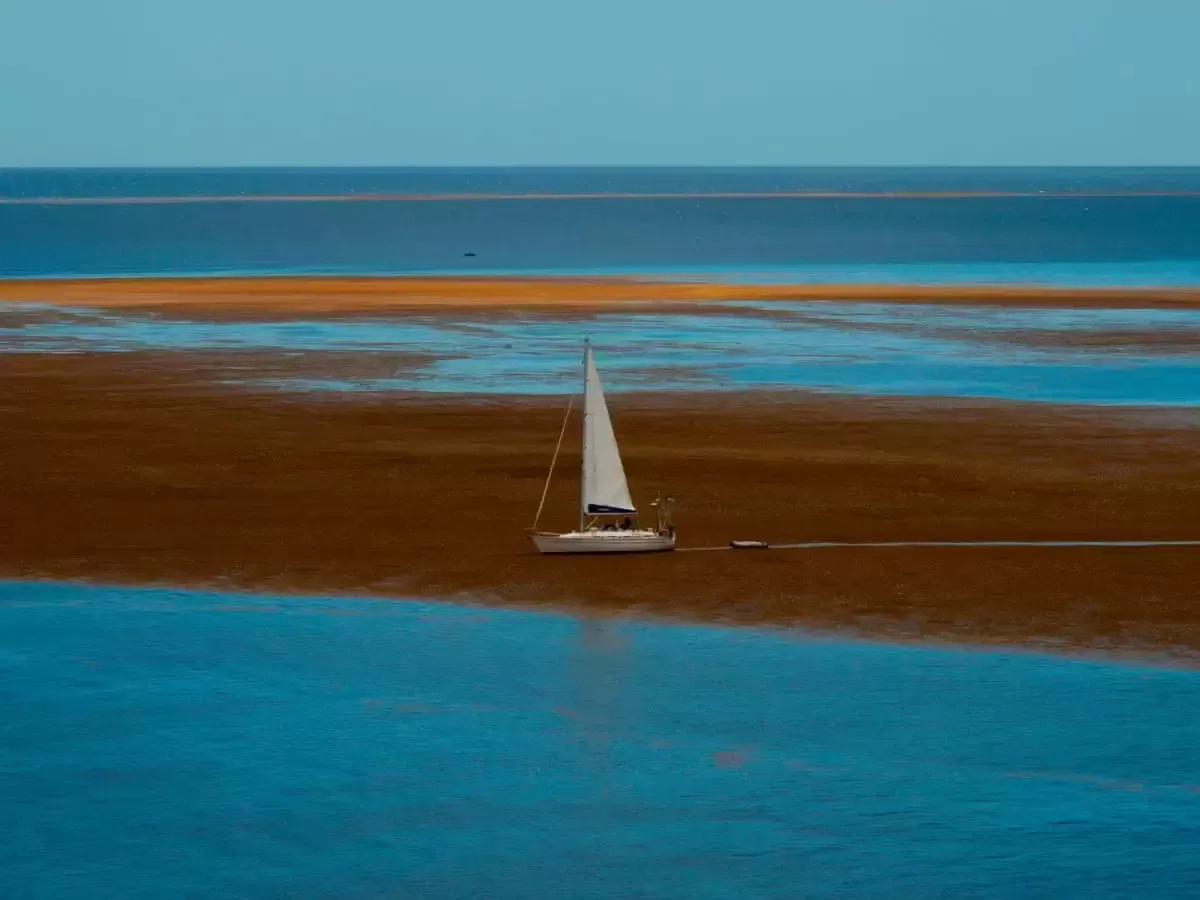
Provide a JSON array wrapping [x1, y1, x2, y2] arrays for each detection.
[[2, 580, 1198, 899], [4, 301, 1199, 405], [408, 261, 1200, 287]]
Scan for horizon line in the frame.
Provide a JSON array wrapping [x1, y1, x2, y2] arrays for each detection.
[[5, 190, 1200, 206], [5, 164, 1200, 172]]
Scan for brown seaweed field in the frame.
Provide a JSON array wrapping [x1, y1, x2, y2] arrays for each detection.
[[3, 333, 1198, 656]]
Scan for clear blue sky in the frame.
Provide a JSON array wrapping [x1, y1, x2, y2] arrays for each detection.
[[3, 0, 1198, 166]]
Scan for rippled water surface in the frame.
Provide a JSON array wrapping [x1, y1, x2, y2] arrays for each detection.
[[2, 581, 1198, 899]]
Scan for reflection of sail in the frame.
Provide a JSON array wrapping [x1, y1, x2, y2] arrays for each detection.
[[570, 614, 629, 786], [577, 616, 622, 725], [581, 344, 635, 517]]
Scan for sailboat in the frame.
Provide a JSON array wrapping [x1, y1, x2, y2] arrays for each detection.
[[530, 341, 676, 555]]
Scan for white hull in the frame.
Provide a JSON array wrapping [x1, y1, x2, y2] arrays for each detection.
[[531, 530, 676, 555]]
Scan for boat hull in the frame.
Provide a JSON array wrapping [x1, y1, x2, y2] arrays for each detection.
[[531, 530, 676, 555]]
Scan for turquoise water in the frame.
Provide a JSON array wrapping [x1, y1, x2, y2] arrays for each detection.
[[4, 301, 1199, 404], [2, 580, 1198, 898]]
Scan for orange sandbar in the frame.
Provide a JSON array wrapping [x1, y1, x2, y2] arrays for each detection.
[[2, 276, 1200, 314]]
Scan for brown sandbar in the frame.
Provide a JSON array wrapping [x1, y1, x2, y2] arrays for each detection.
[[2, 351, 1197, 657]]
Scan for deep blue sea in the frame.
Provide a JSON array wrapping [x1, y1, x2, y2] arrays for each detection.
[[3, 581, 1199, 899], [3, 167, 1200, 279]]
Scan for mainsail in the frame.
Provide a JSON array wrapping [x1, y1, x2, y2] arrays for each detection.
[[581, 343, 635, 518]]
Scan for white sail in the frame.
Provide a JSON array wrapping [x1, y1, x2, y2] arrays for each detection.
[[581, 344, 635, 517]]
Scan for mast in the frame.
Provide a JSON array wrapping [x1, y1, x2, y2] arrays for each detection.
[[579, 339, 590, 531]]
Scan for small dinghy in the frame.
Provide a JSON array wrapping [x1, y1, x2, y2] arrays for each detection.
[[730, 540, 770, 550]]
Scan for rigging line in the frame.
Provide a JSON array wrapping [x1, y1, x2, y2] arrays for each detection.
[[677, 539, 1200, 553], [531, 392, 576, 531]]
